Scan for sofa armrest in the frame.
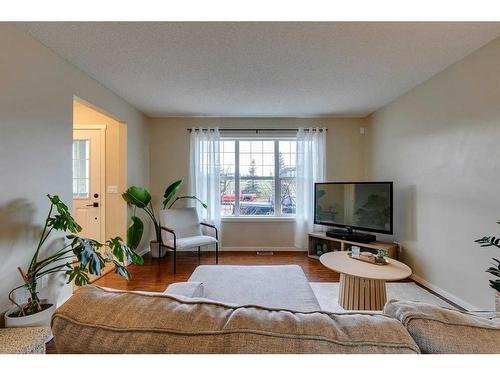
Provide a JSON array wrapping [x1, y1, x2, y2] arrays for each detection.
[[384, 299, 500, 354], [164, 282, 204, 298]]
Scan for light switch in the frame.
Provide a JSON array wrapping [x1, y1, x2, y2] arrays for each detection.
[[107, 185, 118, 194]]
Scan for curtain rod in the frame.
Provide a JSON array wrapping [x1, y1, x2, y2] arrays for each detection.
[[187, 128, 327, 133]]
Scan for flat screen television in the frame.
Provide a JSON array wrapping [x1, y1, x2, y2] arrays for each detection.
[[314, 182, 393, 235]]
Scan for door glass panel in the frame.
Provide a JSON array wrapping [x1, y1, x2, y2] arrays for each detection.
[[72, 140, 90, 199]]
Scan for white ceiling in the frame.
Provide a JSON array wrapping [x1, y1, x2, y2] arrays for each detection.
[[18, 22, 500, 117]]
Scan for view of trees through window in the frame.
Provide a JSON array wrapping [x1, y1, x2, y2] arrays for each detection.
[[220, 139, 296, 216]]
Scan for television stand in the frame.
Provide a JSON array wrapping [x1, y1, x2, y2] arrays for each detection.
[[308, 231, 399, 260], [325, 228, 376, 243]]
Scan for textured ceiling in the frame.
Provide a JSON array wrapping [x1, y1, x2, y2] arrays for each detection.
[[18, 22, 500, 117]]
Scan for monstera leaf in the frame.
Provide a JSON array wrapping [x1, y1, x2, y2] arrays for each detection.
[[122, 186, 151, 208], [163, 180, 182, 209], [72, 237, 105, 275], [126, 215, 144, 250], [47, 194, 82, 233], [107, 236, 144, 265], [66, 266, 91, 286], [113, 261, 131, 280]]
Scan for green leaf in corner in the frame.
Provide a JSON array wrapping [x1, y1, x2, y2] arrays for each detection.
[[127, 215, 144, 250], [163, 180, 182, 209], [122, 186, 151, 208]]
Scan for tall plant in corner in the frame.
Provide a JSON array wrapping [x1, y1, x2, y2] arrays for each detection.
[[475, 220, 500, 310], [122, 186, 159, 249], [7, 195, 143, 319], [122, 180, 206, 251]]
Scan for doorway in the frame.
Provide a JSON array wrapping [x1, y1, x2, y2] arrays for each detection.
[[72, 99, 128, 281], [72, 126, 106, 242]]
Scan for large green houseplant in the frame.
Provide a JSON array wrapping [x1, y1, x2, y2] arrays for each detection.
[[6, 195, 143, 323], [475, 220, 500, 310], [122, 180, 206, 255]]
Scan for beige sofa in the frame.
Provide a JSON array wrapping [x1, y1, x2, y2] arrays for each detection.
[[51, 285, 420, 353], [51, 265, 500, 354]]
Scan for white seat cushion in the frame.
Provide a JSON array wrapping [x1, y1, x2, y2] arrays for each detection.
[[166, 235, 217, 249]]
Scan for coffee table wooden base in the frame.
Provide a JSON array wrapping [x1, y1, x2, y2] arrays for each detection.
[[338, 273, 387, 310]]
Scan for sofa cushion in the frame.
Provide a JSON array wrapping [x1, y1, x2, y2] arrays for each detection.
[[165, 235, 217, 250], [164, 282, 204, 297], [188, 265, 321, 312], [51, 286, 420, 354], [384, 300, 500, 353]]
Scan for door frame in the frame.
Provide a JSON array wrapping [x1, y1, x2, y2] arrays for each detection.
[[73, 124, 107, 242]]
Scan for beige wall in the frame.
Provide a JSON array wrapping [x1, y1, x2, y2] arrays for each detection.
[[150, 117, 369, 248], [0, 24, 150, 314], [367, 37, 500, 310]]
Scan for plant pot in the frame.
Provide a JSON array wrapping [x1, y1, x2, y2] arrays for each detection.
[[496, 291, 500, 312], [4, 299, 56, 343], [150, 240, 166, 258]]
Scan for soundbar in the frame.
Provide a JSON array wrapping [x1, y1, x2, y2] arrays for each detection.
[[325, 229, 376, 243]]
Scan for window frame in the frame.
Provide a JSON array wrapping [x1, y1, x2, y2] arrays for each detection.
[[220, 136, 296, 219]]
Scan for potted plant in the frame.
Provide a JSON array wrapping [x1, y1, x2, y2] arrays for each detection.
[[375, 249, 389, 264], [5, 195, 143, 340], [122, 186, 160, 256], [122, 180, 206, 258], [475, 220, 500, 311]]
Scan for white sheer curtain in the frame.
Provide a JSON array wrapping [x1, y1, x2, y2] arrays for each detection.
[[294, 128, 326, 249], [189, 128, 221, 230]]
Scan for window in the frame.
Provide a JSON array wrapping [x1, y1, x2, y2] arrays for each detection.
[[220, 139, 296, 217], [72, 140, 90, 199]]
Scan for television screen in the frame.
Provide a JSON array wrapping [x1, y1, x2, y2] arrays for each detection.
[[314, 182, 393, 234]]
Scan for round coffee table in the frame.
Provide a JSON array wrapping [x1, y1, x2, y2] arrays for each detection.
[[320, 252, 412, 310]]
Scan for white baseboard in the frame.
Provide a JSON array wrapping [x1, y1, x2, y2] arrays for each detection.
[[410, 273, 480, 311], [221, 246, 304, 252]]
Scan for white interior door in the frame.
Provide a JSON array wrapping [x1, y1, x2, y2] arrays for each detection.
[[72, 128, 105, 243]]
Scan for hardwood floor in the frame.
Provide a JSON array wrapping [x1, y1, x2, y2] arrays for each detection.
[[94, 250, 341, 292]]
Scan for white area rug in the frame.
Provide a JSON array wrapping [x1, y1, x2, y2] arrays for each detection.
[[310, 282, 454, 312]]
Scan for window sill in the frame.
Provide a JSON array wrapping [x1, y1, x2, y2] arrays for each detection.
[[221, 216, 296, 223]]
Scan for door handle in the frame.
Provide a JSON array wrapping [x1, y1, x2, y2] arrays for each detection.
[[86, 202, 99, 207]]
